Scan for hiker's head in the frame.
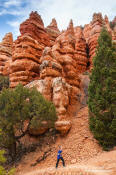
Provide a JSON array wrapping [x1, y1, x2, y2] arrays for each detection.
[[59, 145, 62, 150]]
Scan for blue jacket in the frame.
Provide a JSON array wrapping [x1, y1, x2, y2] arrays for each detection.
[[57, 150, 62, 159]]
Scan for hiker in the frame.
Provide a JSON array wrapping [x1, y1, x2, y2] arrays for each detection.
[[56, 145, 65, 168]]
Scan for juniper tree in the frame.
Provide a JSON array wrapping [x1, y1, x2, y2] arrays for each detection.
[[88, 28, 116, 150], [0, 84, 57, 158]]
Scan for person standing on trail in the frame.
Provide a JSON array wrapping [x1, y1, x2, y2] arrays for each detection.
[[56, 145, 65, 168]]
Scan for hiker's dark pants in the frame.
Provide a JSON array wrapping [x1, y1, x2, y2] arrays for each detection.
[[56, 157, 65, 168]]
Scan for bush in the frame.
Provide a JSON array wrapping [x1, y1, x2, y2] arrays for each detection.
[[30, 101, 57, 129], [0, 84, 57, 158], [0, 150, 15, 175], [0, 75, 9, 91], [110, 21, 116, 30], [88, 28, 116, 150]]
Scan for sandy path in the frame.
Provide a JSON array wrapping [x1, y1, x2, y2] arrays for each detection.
[[17, 163, 112, 175], [15, 107, 116, 175]]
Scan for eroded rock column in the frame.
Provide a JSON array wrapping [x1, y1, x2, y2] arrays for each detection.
[[52, 77, 71, 135], [74, 27, 88, 73], [46, 18, 60, 46], [0, 33, 13, 76], [10, 11, 50, 88]]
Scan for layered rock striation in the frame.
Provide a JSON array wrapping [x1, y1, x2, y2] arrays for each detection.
[[10, 12, 50, 88], [87, 13, 104, 68], [74, 26, 88, 73], [46, 18, 60, 46], [0, 33, 13, 76], [52, 20, 80, 88], [10, 35, 41, 87], [20, 11, 50, 46]]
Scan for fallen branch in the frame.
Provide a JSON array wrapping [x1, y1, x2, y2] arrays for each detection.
[[31, 148, 51, 166]]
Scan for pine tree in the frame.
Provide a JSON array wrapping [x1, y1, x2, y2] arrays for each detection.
[[88, 28, 116, 150]]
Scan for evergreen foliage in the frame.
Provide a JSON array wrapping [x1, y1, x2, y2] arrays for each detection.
[[0, 84, 57, 158], [88, 28, 116, 150], [0, 129, 15, 175], [0, 150, 15, 175], [0, 75, 9, 91], [110, 21, 116, 30]]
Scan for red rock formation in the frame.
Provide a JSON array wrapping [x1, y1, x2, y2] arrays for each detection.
[[112, 26, 116, 41], [83, 14, 116, 69], [10, 35, 41, 88], [112, 16, 116, 24], [0, 33, 13, 76], [10, 12, 50, 88], [83, 24, 91, 43], [52, 19, 80, 88], [40, 47, 62, 80], [20, 11, 50, 46], [40, 47, 72, 135], [74, 27, 88, 73], [104, 15, 113, 35], [88, 13, 104, 69], [110, 17, 116, 41], [26, 20, 80, 134], [25, 47, 62, 101], [46, 18, 60, 46]]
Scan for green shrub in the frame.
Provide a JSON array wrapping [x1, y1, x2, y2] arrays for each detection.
[[0, 75, 9, 91], [88, 28, 116, 150], [30, 101, 57, 130], [0, 150, 15, 175], [0, 84, 57, 158], [110, 21, 116, 30]]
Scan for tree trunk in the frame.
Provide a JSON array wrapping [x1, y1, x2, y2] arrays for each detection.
[[9, 141, 16, 160]]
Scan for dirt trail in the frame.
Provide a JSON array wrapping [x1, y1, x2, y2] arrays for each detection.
[[17, 163, 112, 175], [15, 107, 116, 175]]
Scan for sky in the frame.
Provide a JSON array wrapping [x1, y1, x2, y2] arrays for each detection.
[[0, 0, 116, 41]]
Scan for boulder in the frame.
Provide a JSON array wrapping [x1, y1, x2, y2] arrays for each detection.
[[55, 120, 71, 135], [29, 121, 48, 135], [25, 79, 52, 101]]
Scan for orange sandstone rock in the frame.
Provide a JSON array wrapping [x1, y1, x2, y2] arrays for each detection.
[[46, 18, 60, 46], [74, 26, 88, 73], [20, 11, 50, 47], [52, 20, 80, 88], [29, 121, 48, 136], [88, 13, 104, 69], [83, 24, 91, 43], [52, 77, 72, 135], [0, 33, 13, 75], [25, 79, 52, 101], [40, 47, 62, 79], [10, 11, 50, 88], [10, 35, 41, 88]]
